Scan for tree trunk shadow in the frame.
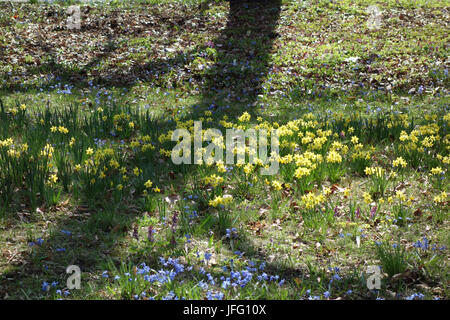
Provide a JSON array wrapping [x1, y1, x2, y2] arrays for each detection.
[[197, 0, 281, 106]]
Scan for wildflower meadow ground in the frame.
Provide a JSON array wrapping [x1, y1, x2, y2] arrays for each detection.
[[0, 0, 448, 301]]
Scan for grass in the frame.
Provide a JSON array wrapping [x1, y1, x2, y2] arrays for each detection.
[[0, 0, 448, 300], [375, 241, 408, 278]]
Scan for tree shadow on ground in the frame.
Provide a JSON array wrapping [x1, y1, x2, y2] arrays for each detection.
[[0, 0, 306, 299], [2, 1, 281, 110]]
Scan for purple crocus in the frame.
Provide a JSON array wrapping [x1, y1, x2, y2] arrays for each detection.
[[370, 205, 377, 219], [333, 206, 340, 217], [148, 226, 155, 242], [355, 207, 361, 219]]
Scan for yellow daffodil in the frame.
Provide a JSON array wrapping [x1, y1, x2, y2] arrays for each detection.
[[144, 180, 153, 188], [393, 157, 407, 168]]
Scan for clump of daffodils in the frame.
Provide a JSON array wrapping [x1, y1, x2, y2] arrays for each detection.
[[301, 192, 325, 209], [41, 144, 54, 158], [364, 166, 385, 177], [0, 138, 14, 148], [393, 157, 407, 168], [294, 166, 311, 179], [363, 192, 372, 204], [216, 160, 227, 173], [430, 167, 443, 175], [433, 191, 447, 203], [209, 195, 233, 207], [238, 112, 251, 122], [326, 150, 342, 164], [271, 180, 283, 191], [133, 167, 142, 176], [395, 190, 407, 202], [203, 174, 224, 187], [51, 126, 69, 134]]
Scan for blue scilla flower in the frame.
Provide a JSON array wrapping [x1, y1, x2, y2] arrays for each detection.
[[206, 273, 215, 285], [213, 292, 224, 300], [198, 280, 208, 290], [230, 271, 241, 280], [258, 273, 269, 281], [205, 291, 215, 300], [413, 240, 423, 249], [333, 273, 341, 281], [42, 281, 50, 292], [272, 275, 280, 282], [246, 266, 257, 273], [405, 293, 424, 300], [137, 266, 150, 275], [422, 237, 430, 249], [222, 278, 231, 289], [239, 270, 253, 287], [61, 230, 71, 236], [234, 251, 243, 257]]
